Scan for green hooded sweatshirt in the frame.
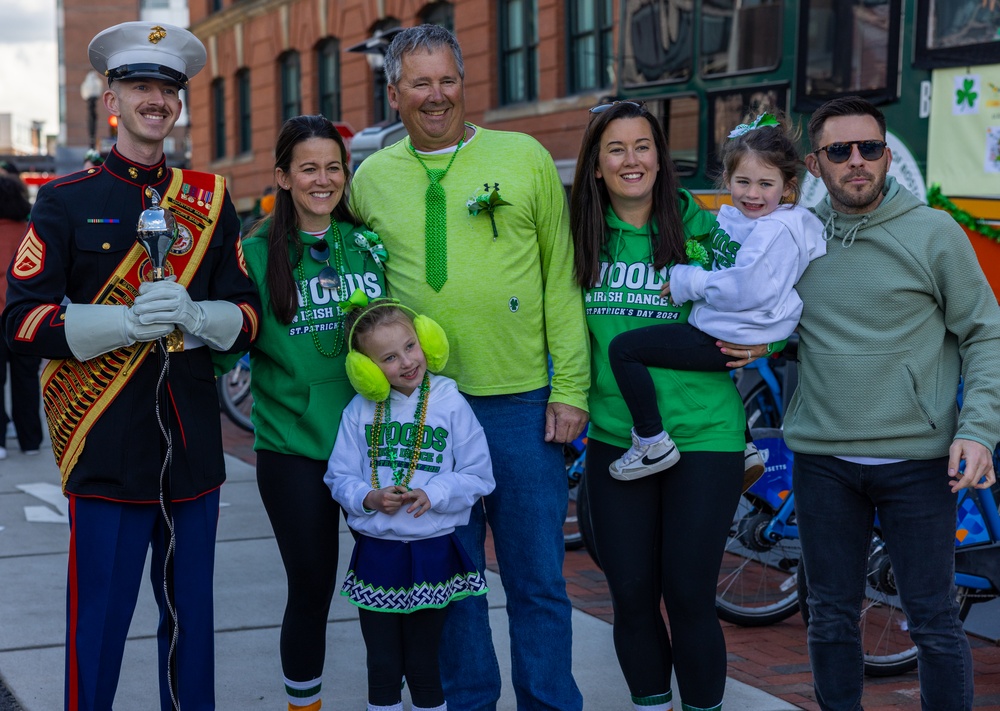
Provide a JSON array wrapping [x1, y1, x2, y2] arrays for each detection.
[[586, 190, 746, 452]]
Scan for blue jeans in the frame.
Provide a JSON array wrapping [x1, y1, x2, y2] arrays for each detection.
[[793, 453, 973, 711], [440, 386, 582, 711]]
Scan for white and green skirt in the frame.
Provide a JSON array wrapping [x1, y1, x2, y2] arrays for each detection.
[[341, 533, 488, 613]]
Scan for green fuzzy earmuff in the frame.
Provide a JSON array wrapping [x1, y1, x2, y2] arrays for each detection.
[[344, 300, 450, 402]]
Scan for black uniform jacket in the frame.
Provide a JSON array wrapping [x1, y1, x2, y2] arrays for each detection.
[[2, 147, 261, 502]]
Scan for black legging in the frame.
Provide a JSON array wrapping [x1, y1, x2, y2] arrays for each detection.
[[359, 606, 447, 707], [609, 323, 750, 440], [257, 450, 341, 685], [584, 439, 743, 708]]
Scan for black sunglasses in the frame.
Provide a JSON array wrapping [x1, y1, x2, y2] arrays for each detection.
[[589, 100, 645, 114], [308, 239, 340, 290], [814, 140, 887, 164]]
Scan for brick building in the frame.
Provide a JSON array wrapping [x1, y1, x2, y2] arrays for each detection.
[[187, 0, 618, 213]]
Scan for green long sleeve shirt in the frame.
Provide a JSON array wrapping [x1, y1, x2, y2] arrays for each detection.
[[350, 126, 589, 411]]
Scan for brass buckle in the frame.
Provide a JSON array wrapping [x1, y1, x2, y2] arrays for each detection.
[[165, 328, 185, 352]]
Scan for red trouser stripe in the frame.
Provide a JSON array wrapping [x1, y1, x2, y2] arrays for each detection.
[[66, 495, 79, 711]]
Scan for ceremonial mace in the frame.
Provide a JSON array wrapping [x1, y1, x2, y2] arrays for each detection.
[[137, 188, 178, 281], [136, 188, 184, 711]]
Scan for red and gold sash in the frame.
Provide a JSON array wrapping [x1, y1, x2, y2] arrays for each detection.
[[42, 168, 225, 485]]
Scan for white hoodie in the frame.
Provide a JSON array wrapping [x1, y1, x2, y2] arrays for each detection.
[[668, 203, 826, 344], [324, 373, 495, 541]]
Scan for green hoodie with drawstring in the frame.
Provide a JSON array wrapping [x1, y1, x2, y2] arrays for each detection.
[[585, 190, 747, 452]]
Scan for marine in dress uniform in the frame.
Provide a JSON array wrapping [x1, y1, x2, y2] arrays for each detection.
[[1, 22, 260, 711]]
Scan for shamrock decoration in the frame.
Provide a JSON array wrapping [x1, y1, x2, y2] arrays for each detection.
[[728, 113, 780, 139], [684, 239, 709, 268], [351, 230, 387, 271], [467, 183, 512, 241], [956, 77, 978, 109]]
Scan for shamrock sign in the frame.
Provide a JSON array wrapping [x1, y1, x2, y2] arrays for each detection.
[[954, 75, 980, 115]]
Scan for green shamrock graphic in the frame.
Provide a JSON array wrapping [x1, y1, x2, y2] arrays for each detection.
[[956, 78, 978, 109]]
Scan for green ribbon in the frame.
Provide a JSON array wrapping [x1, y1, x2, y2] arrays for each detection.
[[351, 230, 388, 270]]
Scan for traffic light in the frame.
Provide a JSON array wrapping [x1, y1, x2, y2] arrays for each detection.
[[108, 115, 118, 138]]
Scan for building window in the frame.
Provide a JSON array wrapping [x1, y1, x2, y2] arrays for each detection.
[[700, 0, 782, 77], [796, 0, 900, 111], [567, 0, 613, 93], [280, 52, 302, 123], [420, 1, 454, 31], [211, 78, 226, 160], [210, 0, 223, 11], [140, 0, 170, 7], [499, 0, 538, 105], [236, 69, 251, 154], [316, 39, 341, 121]]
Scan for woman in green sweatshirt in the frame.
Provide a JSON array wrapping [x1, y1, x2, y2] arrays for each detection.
[[242, 115, 387, 711], [570, 101, 763, 711]]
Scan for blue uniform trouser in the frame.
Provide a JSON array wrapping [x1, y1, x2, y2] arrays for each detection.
[[65, 490, 220, 711]]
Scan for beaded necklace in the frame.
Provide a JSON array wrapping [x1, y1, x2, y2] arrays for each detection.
[[370, 372, 431, 491], [295, 219, 347, 357]]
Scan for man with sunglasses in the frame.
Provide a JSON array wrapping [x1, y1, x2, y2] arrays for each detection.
[[785, 95, 1000, 711]]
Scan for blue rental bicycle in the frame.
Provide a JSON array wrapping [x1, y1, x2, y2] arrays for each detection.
[[716, 357, 1000, 677]]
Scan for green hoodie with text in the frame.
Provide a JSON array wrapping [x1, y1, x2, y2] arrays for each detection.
[[586, 190, 747, 452]]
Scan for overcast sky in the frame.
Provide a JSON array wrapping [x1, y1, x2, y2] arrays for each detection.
[[0, 0, 59, 138]]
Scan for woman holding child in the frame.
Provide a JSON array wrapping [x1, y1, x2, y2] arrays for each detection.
[[570, 101, 778, 711]]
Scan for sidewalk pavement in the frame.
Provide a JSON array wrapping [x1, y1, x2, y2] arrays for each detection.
[[0, 443, 800, 710]]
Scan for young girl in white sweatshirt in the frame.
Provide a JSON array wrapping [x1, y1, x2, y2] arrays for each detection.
[[325, 298, 495, 711], [608, 112, 826, 484]]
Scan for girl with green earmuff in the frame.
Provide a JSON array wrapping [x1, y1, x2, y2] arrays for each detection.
[[324, 296, 495, 711]]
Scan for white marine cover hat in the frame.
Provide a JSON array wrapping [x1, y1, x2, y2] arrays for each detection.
[[88, 21, 207, 89]]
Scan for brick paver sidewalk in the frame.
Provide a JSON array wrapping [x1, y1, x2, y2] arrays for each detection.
[[222, 418, 1000, 711]]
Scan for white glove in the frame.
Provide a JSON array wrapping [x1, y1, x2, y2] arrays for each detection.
[[133, 278, 243, 350], [133, 279, 205, 334], [65, 303, 173, 361]]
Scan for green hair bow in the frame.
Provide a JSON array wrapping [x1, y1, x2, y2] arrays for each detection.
[[728, 113, 780, 139], [340, 288, 370, 313]]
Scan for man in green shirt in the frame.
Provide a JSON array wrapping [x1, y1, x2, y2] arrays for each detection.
[[351, 24, 588, 711]]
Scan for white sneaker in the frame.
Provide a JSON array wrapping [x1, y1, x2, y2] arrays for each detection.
[[609, 430, 680, 481], [743, 442, 765, 491], [0, 446, 7, 460]]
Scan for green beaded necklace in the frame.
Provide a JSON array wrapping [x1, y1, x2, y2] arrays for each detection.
[[295, 219, 348, 358], [370, 372, 431, 491]]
